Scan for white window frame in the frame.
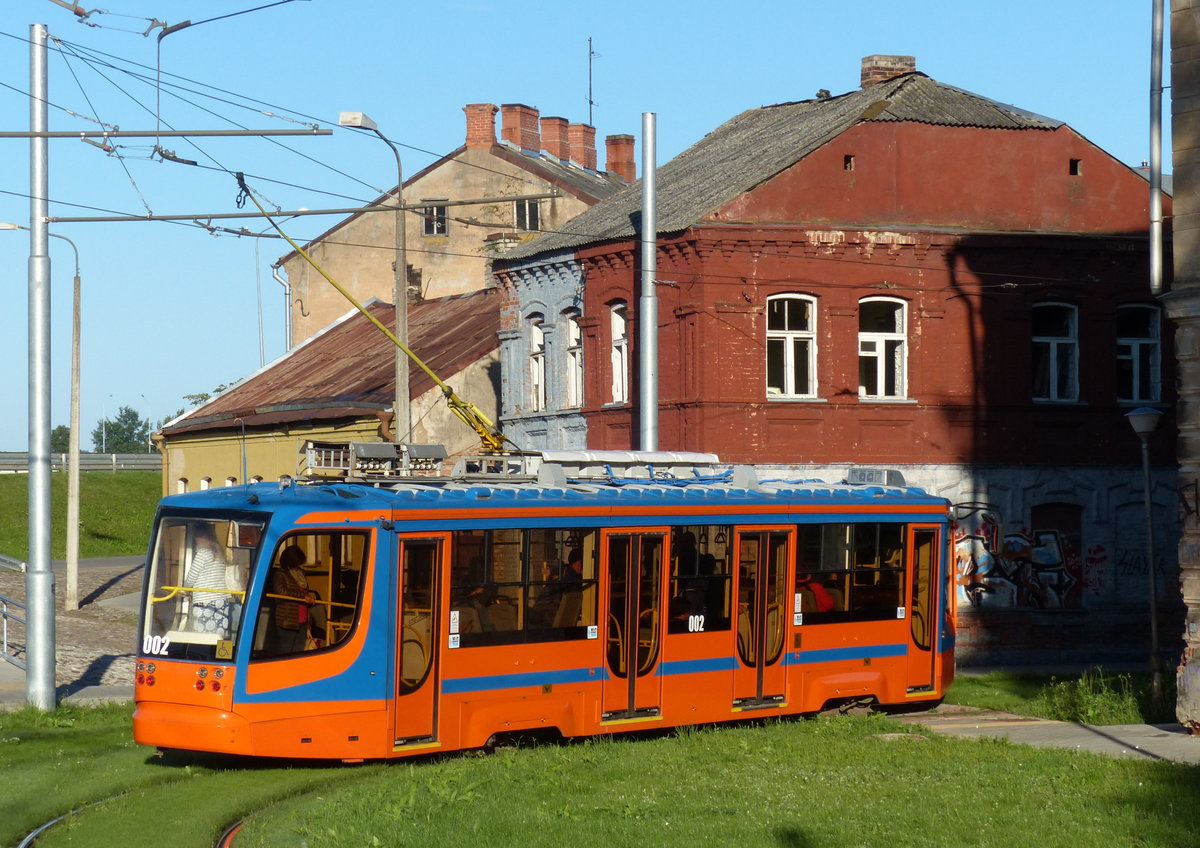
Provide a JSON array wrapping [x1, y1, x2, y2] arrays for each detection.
[[766, 294, 817, 398], [529, 314, 546, 412], [564, 310, 583, 409], [1116, 304, 1161, 403], [858, 297, 908, 400], [1032, 302, 1079, 402], [422, 201, 448, 236], [515, 199, 540, 232], [610, 302, 629, 404]]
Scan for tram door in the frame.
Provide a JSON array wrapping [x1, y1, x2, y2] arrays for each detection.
[[601, 531, 666, 720], [905, 526, 940, 692], [733, 529, 791, 708], [393, 536, 444, 746]]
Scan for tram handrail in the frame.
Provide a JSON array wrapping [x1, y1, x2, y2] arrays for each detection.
[[153, 585, 247, 603], [1, 593, 27, 670]]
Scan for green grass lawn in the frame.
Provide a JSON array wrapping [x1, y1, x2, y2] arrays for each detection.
[[0, 471, 160, 561], [4, 705, 1197, 848], [948, 667, 1177, 724]]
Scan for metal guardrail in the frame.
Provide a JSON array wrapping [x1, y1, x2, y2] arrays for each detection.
[[0, 452, 161, 473], [0, 554, 25, 574], [1, 594, 26, 670]]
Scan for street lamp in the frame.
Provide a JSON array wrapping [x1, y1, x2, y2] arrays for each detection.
[[1, 222, 82, 611], [1127, 406, 1164, 701], [338, 111, 411, 443]]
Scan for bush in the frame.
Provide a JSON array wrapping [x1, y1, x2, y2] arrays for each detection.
[[1035, 667, 1174, 724]]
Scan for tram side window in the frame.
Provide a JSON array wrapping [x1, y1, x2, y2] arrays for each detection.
[[450, 528, 598, 647], [796, 523, 905, 623], [668, 525, 732, 633], [251, 531, 369, 659]]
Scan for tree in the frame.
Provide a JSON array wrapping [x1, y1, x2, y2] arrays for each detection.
[[50, 425, 71, 453], [91, 406, 150, 453]]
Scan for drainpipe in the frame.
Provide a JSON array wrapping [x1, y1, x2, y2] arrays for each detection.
[[272, 262, 293, 351], [638, 112, 658, 451]]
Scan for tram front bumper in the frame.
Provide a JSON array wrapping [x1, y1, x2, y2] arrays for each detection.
[[133, 700, 249, 755]]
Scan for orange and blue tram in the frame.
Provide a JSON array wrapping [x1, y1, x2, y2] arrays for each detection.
[[132, 451, 955, 760]]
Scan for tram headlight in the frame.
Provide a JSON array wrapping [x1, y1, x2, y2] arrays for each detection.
[[196, 667, 208, 679], [213, 668, 224, 679], [146, 663, 156, 674], [136, 661, 144, 672]]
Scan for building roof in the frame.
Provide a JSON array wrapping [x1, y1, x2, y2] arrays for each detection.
[[161, 289, 501, 436], [501, 72, 1064, 261]]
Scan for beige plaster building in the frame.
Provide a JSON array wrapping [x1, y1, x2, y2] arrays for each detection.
[[280, 102, 633, 345]]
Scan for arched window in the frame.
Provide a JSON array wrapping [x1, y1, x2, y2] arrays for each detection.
[[563, 309, 584, 409], [200, 477, 211, 491], [176, 478, 188, 494], [225, 477, 238, 487], [858, 297, 907, 399], [528, 314, 546, 412], [610, 302, 629, 404], [1116, 304, 1161, 403], [766, 294, 817, 398], [1032, 302, 1079, 402]]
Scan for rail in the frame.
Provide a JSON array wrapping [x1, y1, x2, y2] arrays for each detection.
[[1, 593, 26, 670], [0, 452, 161, 473]]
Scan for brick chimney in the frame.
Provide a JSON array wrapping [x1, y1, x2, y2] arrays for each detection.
[[605, 134, 636, 183], [501, 103, 541, 152], [540, 116, 570, 161], [860, 55, 916, 88], [567, 122, 597, 170], [464, 103, 498, 149]]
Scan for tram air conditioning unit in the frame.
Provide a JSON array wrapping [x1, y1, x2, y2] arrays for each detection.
[[845, 467, 906, 487], [300, 441, 448, 479]]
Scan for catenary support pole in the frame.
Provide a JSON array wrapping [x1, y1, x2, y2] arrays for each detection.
[[26, 23, 56, 710], [638, 112, 658, 451], [1151, 0, 1164, 296]]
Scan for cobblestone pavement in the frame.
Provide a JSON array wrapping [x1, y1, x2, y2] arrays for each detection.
[[0, 565, 140, 689]]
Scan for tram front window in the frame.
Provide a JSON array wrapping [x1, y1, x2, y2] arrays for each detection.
[[141, 516, 264, 661]]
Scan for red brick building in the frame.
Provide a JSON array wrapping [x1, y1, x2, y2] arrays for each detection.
[[495, 57, 1179, 666]]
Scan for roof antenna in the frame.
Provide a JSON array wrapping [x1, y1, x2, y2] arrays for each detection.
[[587, 37, 599, 126]]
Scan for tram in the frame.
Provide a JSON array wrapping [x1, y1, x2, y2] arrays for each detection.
[[132, 450, 954, 760]]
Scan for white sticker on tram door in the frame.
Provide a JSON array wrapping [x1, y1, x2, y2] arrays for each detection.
[[450, 609, 460, 634], [896, 606, 906, 619], [587, 625, 598, 640], [793, 613, 803, 627], [793, 593, 803, 614], [448, 634, 461, 649]]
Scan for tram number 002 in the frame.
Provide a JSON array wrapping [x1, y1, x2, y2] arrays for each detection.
[[688, 614, 705, 633], [143, 635, 171, 656]]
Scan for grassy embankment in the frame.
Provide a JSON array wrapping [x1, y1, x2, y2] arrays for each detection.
[[2, 704, 1196, 848], [0, 470, 160, 561]]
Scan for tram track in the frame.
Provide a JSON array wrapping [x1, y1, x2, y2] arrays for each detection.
[[16, 793, 125, 848]]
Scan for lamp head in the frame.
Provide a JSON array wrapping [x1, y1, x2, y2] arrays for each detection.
[[338, 111, 378, 131], [1126, 407, 1163, 437]]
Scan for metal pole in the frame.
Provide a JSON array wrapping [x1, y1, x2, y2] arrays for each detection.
[[56, 234, 80, 613], [1151, 0, 1165, 296], [1142, 435, 1163, 700], [638, 112, 658, 451], [26, 23, 55, 710], [375, 130, 410, 445]]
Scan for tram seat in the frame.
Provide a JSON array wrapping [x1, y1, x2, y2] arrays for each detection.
[[826, 587, 844, 611], [488, 600, 518, 632], [552, 589, 583, 628]]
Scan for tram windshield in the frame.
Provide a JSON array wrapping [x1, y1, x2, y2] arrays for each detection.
[[141, 515, 265, 661]]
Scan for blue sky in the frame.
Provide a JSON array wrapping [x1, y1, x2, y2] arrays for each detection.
[[0, 0, 1165, 450]]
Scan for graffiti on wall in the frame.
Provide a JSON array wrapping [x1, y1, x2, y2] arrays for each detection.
[[953, 502, 1085, 609]]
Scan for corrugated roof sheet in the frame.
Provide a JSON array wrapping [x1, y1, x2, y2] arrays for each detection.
[[162, 289, 500, 436], [501, 72, 1062, 261]]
